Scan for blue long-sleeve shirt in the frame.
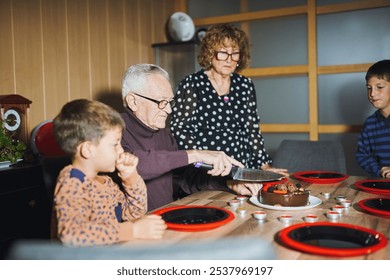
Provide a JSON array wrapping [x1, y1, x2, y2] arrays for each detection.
[[356, 110, 390, 177]]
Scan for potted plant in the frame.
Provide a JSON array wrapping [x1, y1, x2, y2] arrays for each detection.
[[0, 119, 26, 165]]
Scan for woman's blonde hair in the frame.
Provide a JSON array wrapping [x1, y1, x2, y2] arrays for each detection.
[[197, 23, 250, 72]]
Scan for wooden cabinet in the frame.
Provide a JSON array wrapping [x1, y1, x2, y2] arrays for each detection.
[[0, 163, 50, 259]]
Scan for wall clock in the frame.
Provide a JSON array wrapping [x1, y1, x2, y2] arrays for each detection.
[[0, 94, 32, 145]]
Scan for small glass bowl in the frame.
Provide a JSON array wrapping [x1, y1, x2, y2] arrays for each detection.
[[327, 210, 340, 220], [252, 210, 267, 220], [229, 199, 240, 209], [304, 214, 319, 223], [341, 199, 352, 208], [332, 205, 345, 213], [321, 192, 331, 199], [236, 207, 247, 216], [279, 214, 293, 224], [335, 195, 347, 203], [236, 195, 248, 204]]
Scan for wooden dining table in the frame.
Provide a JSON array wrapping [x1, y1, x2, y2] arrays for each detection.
[[123, 175, 390, 260]]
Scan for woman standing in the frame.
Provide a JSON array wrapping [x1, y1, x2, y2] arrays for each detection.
[[170, 23, 288, 181]]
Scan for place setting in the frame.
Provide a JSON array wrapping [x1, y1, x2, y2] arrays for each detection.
[[292, 170, 349, 184], [277, 221, 388, 257], [358, 198, 390, 218], [353, 179, 390, 195], [153, 205, 235, 232]]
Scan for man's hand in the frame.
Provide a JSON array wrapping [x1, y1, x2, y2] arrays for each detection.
[[187, 150, 244, 176]]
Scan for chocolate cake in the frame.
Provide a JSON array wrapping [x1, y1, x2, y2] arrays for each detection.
[[259, 181, 309, 207]]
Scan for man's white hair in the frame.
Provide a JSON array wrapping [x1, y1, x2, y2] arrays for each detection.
[[121, 64, 170, 106]]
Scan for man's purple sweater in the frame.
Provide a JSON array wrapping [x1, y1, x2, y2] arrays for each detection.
[[121, 108, 230, 210], [120, 108, 189, 210]]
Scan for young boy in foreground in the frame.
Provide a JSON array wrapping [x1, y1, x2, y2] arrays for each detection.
[[51, 99, 166, 246]]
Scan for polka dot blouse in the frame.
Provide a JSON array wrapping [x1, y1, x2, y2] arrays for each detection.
[[170, 69, 272, 169]]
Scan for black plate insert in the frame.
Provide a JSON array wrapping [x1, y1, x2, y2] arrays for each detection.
[[301, 173, 345, 179], [161, 207, 229, 224], [360, 181, 390, 190], [364, 199, 390, 211], [288, 225, 379, 249]]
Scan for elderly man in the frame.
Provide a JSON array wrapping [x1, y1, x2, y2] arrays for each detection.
[[120, 64, 262, 210]]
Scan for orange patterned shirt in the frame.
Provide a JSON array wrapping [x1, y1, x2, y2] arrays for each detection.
[[51, 165, 147, 246]]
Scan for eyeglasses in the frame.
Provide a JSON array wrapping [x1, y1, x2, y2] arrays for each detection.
[[215, 51, 240, 62], [131, 92, 175, 109]]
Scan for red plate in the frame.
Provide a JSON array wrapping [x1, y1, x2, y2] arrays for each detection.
[[278, 222, 387, 257], [292, 171, 349, 184], [358, 198, 390, 217], [354, 179, 390, 196], [153, 205, 234, 232]]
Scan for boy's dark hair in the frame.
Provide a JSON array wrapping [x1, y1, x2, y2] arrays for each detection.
[[53, 99, 125, 157], [365, 59, 390, 82]]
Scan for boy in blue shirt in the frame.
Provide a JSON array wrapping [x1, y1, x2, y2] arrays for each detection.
[[356, 60, 390, 177]]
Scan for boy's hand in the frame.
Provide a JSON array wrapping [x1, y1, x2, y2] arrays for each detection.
[[132, 215, 167, 239], [116, 152, 139, 181], [380, 166, 390, 178]]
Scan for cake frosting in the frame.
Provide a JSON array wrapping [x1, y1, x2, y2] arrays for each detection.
[[259, 181, 309, 207]]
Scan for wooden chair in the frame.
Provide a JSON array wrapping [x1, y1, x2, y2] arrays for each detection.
[[30, 120, 70, 209], [41, 156, 71, 211], [272, 139, 347, 174]]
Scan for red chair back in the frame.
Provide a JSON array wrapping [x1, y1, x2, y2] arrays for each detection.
[[30, 120, 66, 157]]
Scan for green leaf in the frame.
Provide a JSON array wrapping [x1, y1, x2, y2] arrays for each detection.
[[0, 120, 26, 163]]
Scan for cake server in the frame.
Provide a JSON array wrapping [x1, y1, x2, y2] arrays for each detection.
[[193, 162, 285, 182]]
